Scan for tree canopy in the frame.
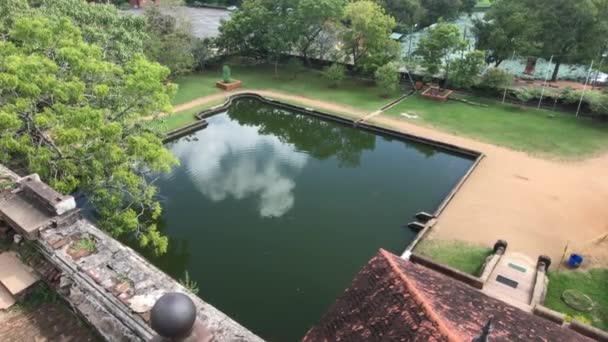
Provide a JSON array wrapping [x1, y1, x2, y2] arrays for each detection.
[[340, 0, 400, 73], [415, 22, 466, 83], [0, 0, 177, 254], [475, 0, 608, 81]]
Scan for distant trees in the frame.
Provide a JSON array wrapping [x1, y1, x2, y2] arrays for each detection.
[[475, 0, 608, 81], [374, 0, 425, 31], [217, 0, 400, 75]]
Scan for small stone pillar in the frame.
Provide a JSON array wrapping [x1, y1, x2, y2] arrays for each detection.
[[150, 292, 214, 342]]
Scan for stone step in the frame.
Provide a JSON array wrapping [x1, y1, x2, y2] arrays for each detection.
[[0, 283, 15, 310], [0, 251, 39, 295]]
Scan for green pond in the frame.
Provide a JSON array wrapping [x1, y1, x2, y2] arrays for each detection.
[[146, 98, 475, 341]]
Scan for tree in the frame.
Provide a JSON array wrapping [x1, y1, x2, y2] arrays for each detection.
[[30, 0, 148, 64], [450, 50, 485, 88], [324, 63, 346, 88], [472, 0, 538, 67], [481, 67, 514, 89], [217, 0, 299, 77], [529, 0, 608, 82], [144, 6, 196, 76], [415, 22, 465, 85], [374, 0, 425, 31], [0, 11, 177, 254], [375, 62, 401, 96], [340, 1, 399, 73], [294, 0, 345, 65], [420, 0, 461, 26]]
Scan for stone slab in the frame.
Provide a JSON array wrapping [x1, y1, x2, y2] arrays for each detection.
[[0, 251, 39, 295], [0, 192, 54, 239]]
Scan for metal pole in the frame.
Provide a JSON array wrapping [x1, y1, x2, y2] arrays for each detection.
[[408, 23, 418, 63], [576, 60, 594, 117], [502, 51, 516, 104], [537, 55, 554, 109]]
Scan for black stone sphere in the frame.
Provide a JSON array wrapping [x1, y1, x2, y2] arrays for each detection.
[[151, 292, 197, 339]]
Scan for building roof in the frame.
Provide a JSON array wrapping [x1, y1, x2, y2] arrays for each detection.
[[303, 249, 593, 342], [390, 32, 404, 40]]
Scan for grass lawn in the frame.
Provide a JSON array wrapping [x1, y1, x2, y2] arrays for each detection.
[[415, 239, 492, 276], [173, 64, 401, 111], [149, 99, 226, 133], [384, 94, 608, 158], [544, 269, 608, 331]]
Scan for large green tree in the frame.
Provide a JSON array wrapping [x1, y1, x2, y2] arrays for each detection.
[[340, 0, 400, 73], [415, 22, 466, 84], [472, 0, 538, 67], [143, 6, 196, 76], [476, 0, 608, 81], [0, 3, 177, 254], [530, 0, 608, 81], [293, 0, 345, 65], [217, 0, 299, 76], [30, 0, 147, 63]]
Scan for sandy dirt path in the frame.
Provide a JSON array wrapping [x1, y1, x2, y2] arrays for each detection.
[[369, 115, 608, 269], [170, 90, 608, 268], [171, 89, 369, 118]]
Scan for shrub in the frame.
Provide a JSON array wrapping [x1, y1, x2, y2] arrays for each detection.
[[481, 68, 514, 90], [450, 50, 485, 89], [585, 91, 608, 116], [222, 65, 232, 83], [559, 87, 580, 104], [323, 63, 346, 88], [375, 62, 400, 97]]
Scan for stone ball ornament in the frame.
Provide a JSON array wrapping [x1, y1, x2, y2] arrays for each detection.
[[151, 292, 197, 339]]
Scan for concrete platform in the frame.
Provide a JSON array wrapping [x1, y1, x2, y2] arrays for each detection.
[[482, 252, 536, 311], [0, 192, 54, 239], [0, 251, 39, 295]]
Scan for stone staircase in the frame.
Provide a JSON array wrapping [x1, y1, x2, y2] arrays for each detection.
[[0, 251, 40, 310]]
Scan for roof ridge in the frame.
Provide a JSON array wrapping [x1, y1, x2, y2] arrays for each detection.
[[379, 249, 462, 342]]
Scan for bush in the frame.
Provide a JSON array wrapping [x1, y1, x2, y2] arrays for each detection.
[[481, 68, 514, 90], [375, 62, 400, 97], [585, 91, 608, 116], [323, 63, 346, 88], [559, 87, 580, 104], [222, 65, 232, 83], [450, 50, 485, 89]]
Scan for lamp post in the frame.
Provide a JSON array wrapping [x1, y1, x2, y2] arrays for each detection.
[[408, 23, 419, 63]]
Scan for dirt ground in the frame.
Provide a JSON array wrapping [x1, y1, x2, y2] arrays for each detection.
[[174, 91, 608, 269], [370, 115, 608, 270]]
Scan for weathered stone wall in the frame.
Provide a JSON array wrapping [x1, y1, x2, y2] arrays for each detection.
[[0, 164, 263, 342]]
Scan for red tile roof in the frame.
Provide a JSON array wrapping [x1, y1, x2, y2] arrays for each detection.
[[303, 249, 593, 342]]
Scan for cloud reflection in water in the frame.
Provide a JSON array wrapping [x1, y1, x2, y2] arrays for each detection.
[[171, 115, 308, 218]]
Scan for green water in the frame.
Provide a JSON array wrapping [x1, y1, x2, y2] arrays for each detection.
[[147, 98, 474, 341]]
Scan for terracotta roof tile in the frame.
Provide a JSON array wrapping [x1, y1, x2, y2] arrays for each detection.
[[303, 249, 594, 342]]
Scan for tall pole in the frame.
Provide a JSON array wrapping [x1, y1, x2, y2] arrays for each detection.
[[408, 23, 417, 63], [576, 60, 594, 117], [537, 55, 554, 109]]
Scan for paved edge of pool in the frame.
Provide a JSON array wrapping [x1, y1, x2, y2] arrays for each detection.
[[162, 92, 485, 257]]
